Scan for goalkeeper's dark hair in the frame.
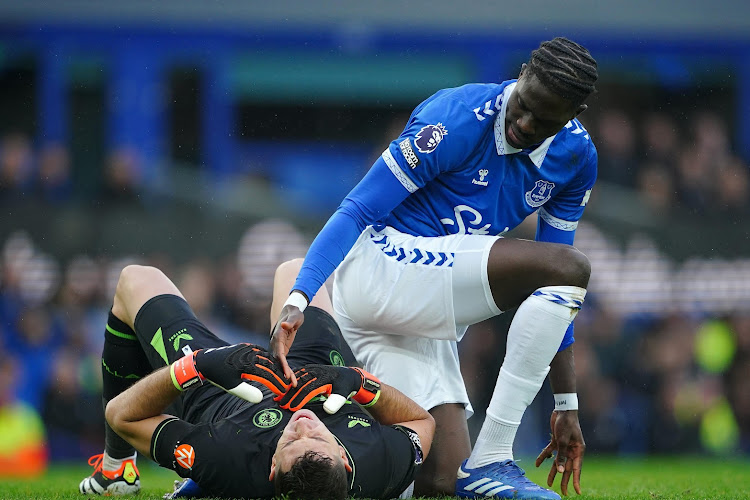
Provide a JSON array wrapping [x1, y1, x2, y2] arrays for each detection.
[[525, 37, 598, 107], [273, 450, 348, 500]]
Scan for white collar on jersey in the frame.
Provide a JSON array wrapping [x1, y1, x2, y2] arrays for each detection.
[[494, 82, 557, 169]]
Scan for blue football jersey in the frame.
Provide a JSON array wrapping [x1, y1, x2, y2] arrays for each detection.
[[293, 80, 597, 314], [381, 80, 597, 240]]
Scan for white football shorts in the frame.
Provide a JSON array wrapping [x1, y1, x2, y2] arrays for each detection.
[[332, 225, 501, 413]]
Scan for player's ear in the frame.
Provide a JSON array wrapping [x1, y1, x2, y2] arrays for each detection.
[[518, 63, 528, 79], [339, 446, 352, 473], [269, 456, 277, 481], [573, 104, 588, 118]]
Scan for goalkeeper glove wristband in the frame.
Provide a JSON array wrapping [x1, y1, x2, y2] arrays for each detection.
[[351, 367, 381, 407], [170, 353, 203, 391]]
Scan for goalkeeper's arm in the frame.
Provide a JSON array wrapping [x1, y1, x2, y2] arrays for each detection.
[[367, 382, 435, 460], [105, 366, 181, 457], [278, 363, 435, 459]]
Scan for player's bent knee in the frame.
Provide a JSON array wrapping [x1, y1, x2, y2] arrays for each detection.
[[275, 258, 305, 277], [117, 265, 164, 295], [113, 265, 179, 322], [555, 246, 590, 288]]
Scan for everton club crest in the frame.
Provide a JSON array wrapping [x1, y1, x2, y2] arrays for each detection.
[[525, 180, 555, 207], [414, 123, 448, 153]]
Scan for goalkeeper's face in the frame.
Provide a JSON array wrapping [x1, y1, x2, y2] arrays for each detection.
[[270, 409, 352, 476]]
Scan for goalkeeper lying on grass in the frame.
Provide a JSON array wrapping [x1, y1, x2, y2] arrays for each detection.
[[79, 259, 434, 500]]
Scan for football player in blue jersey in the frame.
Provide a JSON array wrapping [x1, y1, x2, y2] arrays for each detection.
[[271, 37, 598, 499]]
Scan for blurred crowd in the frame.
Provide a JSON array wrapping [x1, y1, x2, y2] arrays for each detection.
[[0, 132, 146, 206], [593, 109, 750, 218], [1, 104, 750, 477]]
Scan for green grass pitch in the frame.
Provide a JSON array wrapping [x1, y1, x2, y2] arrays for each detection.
[[1, 456, 748, 499]]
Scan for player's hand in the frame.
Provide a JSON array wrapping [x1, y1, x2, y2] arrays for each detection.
[[535, 410, 585, 495], [171, 343, 290, 403], [270, 304, 305, 386], [275, 364, 381, 414]]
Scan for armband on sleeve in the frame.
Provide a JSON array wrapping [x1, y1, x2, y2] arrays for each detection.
[[393, 425, 424, 465]]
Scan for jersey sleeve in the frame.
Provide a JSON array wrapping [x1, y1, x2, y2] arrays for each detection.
[[150, 417, 271, 498], [384, 90, 481, 191], [535, 138, 598, 246], [371, 424, 424, 498], [151, 418, 202, 478], [292, 91, 482, 300]]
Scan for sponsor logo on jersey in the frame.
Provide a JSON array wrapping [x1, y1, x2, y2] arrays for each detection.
[[175, 444, 195, 469], [398, 138, 420, 169], [525, 180, 556, 207], [472, 169, 489, 187], [169, 328, 193, 351], [329, 350, 345, 366], [414, 123, 448, 153], [347, 416, 372, 428], [253, 408, 283, 428], [440, 204, 492, 235]]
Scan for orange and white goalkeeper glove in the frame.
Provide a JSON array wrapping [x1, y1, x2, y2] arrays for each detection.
[[170, 343, 290, 403], [275, 364, 381, 414]]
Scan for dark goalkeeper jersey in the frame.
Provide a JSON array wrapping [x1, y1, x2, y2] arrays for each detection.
[[150, 390, 422, 499]]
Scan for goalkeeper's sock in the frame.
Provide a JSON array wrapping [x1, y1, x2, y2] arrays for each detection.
[[467, 286, 585, 468], [102, 310, 152, 459], [102, 451, 137, 472]]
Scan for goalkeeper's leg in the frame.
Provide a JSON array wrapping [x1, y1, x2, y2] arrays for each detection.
[[81, 264, 186, 496], [79, 310, 150, 495]]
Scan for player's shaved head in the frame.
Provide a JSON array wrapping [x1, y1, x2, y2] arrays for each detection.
[[526, 37, 598, 106]]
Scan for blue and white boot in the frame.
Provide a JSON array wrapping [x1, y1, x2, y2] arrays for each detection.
[[164, 478, 204, 499], [456, 459, 561, 499]]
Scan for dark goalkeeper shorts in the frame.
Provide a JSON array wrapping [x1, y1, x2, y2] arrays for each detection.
[[133, 294, 359, 422]]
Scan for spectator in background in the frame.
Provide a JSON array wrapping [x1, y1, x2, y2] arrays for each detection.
[[691, 111, 731, 163], [237, 219, 309, 336], [173, 258, 260, 346], [41, 349, 103, 460], [676, 147, 714, 213], [36, 143, 72, 204], [101, 148, 142, 203], [641, 112, 680, 171], [714, 156, 750, 216], [637, 162, 676, 215], [0, 132, 34, 202], [596, 109, 639, 188]]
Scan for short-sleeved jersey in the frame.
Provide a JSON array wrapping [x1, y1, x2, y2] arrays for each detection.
[[382, 80, 597, 238], [151, 391, 420, 499]]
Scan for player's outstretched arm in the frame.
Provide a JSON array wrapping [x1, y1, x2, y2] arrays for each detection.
[[536, 346, 585, 495]]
